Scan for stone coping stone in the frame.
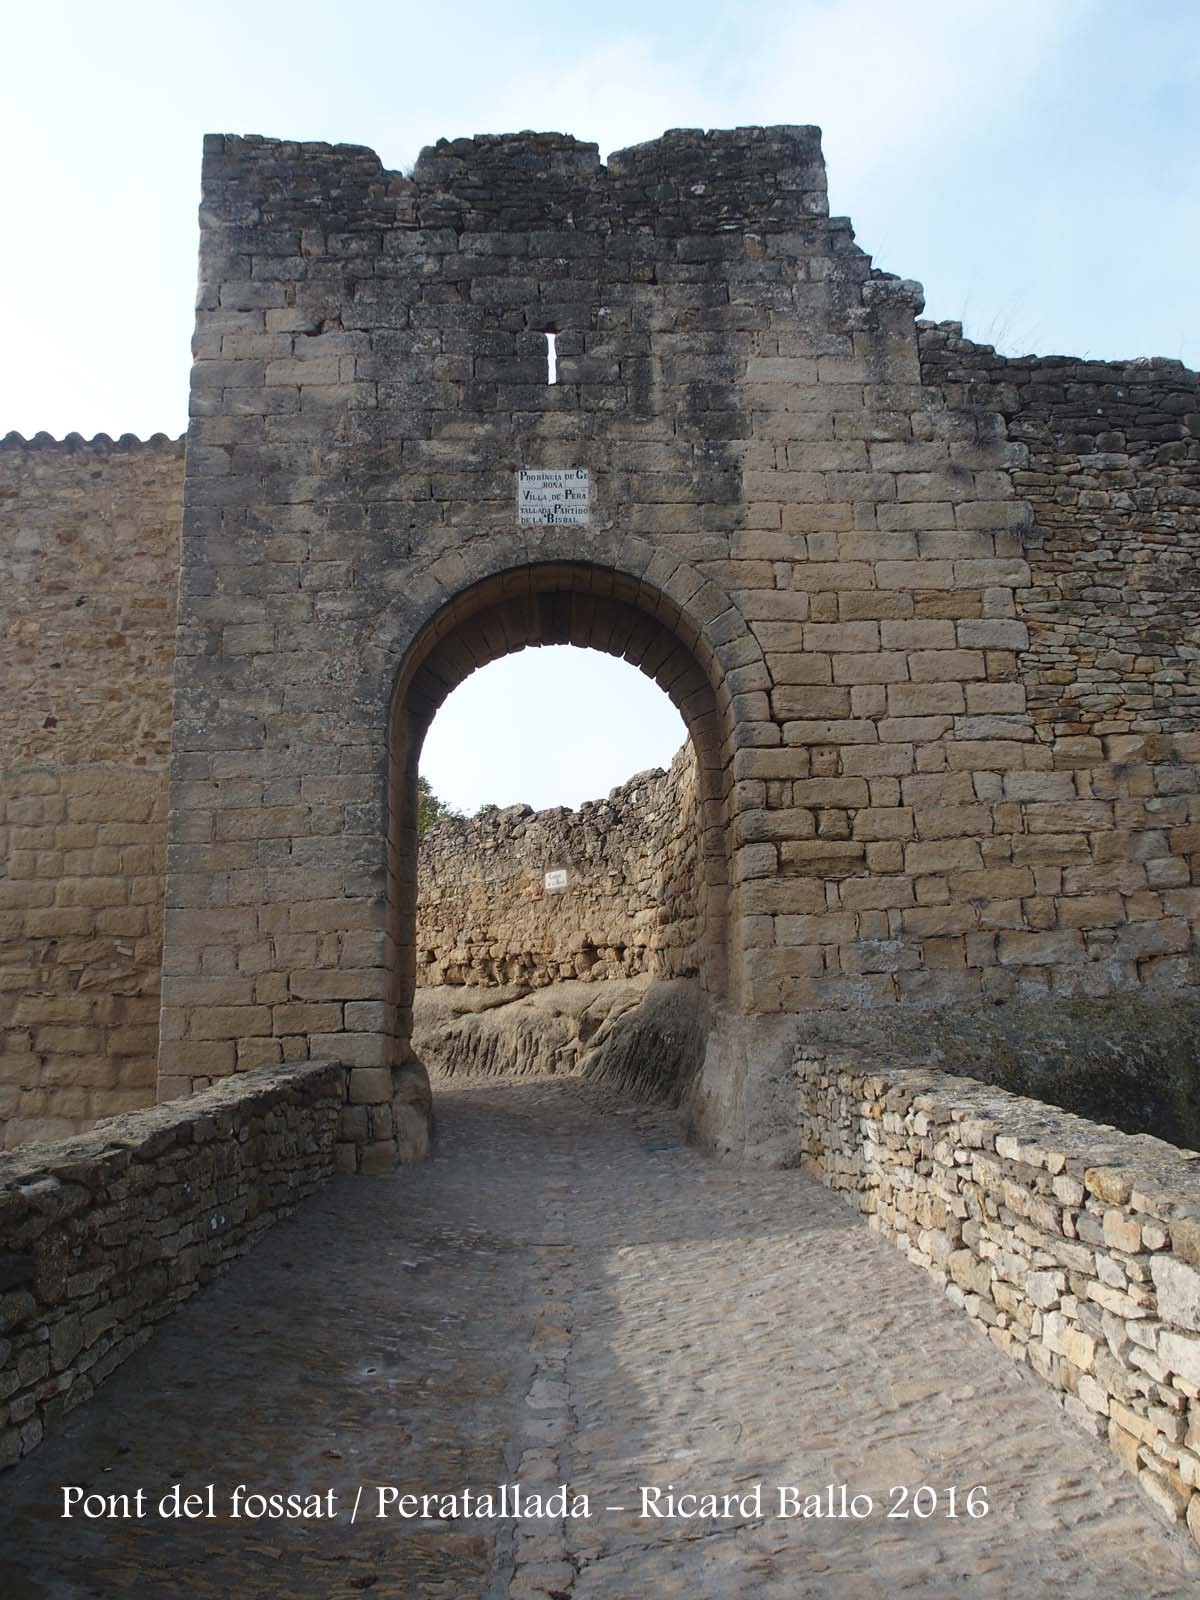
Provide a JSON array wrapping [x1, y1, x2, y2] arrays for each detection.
[[799, 1045, 1200, 1223], [0, 1059, 344, 1196]]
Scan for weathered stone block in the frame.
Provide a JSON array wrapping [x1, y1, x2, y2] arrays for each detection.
[[347, 1068, 393, 1105], [1152, 1257, 1200, 1332]]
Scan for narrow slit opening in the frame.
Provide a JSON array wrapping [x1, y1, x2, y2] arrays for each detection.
[[544, 331, 558, 385]]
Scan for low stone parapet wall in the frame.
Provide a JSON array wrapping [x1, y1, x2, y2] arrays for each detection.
[[0, 1058, 342, 1472], [796, 1053, 1200, 1541]]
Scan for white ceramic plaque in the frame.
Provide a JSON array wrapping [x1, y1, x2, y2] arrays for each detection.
[[518, 468, 591, 526], [543, 868, 569, 893]]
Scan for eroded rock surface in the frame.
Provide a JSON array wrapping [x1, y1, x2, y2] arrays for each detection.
[[414, 975, 707, 1106]]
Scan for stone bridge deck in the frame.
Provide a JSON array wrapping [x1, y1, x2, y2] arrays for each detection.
[[4, 1076, 1199, 1599]]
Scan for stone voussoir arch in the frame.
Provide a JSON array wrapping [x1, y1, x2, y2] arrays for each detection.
[[360, 527, 770, 729], [376, 533, 771, 1064]]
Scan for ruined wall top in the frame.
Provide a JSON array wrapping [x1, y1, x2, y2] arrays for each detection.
[[201, 125, 830, 235]]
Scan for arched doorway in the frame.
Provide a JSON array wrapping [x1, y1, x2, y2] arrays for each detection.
[[385, 561, 740, 1136]]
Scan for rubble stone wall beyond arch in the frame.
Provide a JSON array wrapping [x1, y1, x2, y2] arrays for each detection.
[[415, 746, 699, 991]]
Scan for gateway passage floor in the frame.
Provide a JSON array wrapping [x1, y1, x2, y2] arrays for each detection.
[[3, 1076, 1199, 1599]]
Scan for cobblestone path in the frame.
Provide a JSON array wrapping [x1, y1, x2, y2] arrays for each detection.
[[4, 1075, 1200, 1598]]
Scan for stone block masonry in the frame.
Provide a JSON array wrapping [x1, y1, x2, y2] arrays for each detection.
[[416, 745, 698, 989], [0, 433, 184, 1148], [918, 326, 1200, 738], [796, 1053, 1200, 1543], [0, 1058, 341, 1471], [2, 123, 1199, 1164], [159, 122, 1200, 1165]]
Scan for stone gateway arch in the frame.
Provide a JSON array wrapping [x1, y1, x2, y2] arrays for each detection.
[[9, 128, 1200, 1563], [149, 126, 1200, 1171]]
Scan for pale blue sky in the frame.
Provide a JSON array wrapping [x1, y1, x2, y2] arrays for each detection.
[[2, 1, 1195, 811]]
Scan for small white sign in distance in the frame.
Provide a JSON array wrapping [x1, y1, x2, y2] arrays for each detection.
[[518, 468, 590, 526], [543, 868, 569, 893]]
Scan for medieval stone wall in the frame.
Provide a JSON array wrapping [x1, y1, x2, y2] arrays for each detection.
[[164, 122, 1087, 1173], [919, 324, 1200, 737], [415, 745, 698, 989], [0, 435, 183, 1148], [3, 128, 1200, 1165]]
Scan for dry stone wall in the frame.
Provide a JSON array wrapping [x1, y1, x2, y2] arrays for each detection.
[[0, 1057, 341, 1472], [796, 1052, 1200, 1542], [0, 435, 183, 1148], [416, 745, 698, 989]]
